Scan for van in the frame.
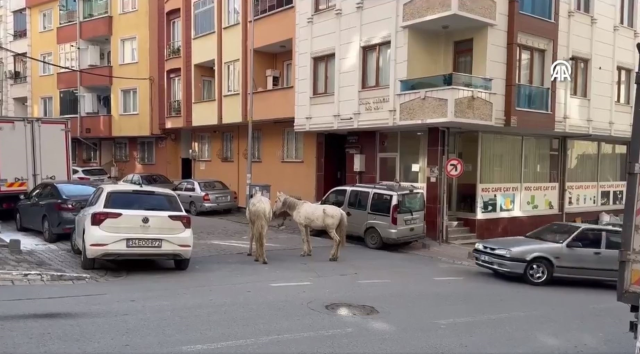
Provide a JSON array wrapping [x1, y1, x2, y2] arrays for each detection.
[[319, 183, 426, 249]]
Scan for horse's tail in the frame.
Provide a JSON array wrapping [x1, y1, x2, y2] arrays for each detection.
[[337, 210, 348, 248]]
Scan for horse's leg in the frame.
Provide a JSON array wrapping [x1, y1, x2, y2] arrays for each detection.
[[298, 224, 308, 256], [261, 227, 268, 264], [247, 221, 254, 257], [304, 226, 312, 256], [327, 229, 340, 262]]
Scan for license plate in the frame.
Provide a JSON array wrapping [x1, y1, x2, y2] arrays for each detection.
[[479, 255, 491, 262], [94, 178, 104, 182], [126, 239, 162, 248], [216, 196, 229, 201], [405, 219, 417, 225]]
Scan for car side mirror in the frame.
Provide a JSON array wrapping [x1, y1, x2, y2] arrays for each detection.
[[566, 241, 582, 248], [19, 194, 25, 200]]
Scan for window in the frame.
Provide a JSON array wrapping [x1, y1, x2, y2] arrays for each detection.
[[315, 0, 335, 12], [254, 0, 294, 17], [120, 37, 138, 64], [313, 55, 335, 95], [576, 0, 591, 13], [59, 0, 78, 24], [120, 88, 138, 114], [519, 0, 553, 20], [197, 133, 211, 160], [59, 89, 78, 116], [114, 140, 129, 162], [120, 0, 138, 13], [322, 189, 347, 207], [168, 19, 181, 59], [58, 42, 77, 71], [71, 141, 77, 165], [347, 190, 370, 211], [600, 143, 627, 182], [225, 60, 240, 94], [523, 137, 560, 183], [13, 55, 27, 83], [363, 43, 391, 89], [398, 131, 427, 184], [566, 140, 598, 183], [137, 139, 155, 164], [370, 193, 392, 215], [252, 130, 262, 161], [283, 60, 292, 87], [226, 0, 240, 25], [13, 10, 26, 39], [222, 132, 233, 161], [453, 39, 473, 75], [621, 0, 635, 27], [571, 230, 603, 249], [184, 181, 196, 192], [40, 53, 53, 75], [40, 97, 53, 117], [40, 9, 53, 31], [616, 67, 632, 104], [194, 0, 214, 36], [570, 58, 588, 98], [480, 134, 523, 184], [169, 77, 181, 115], [517, 45, 544, 86], [605, 231, 622, 250], [83, 141, 99, 163], [283, 128, 303, 161], [202, 77, 214, 100]]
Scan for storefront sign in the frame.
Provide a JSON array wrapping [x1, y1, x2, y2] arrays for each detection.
[[565, 182, 598, 209], [359, 97, 389, 112], [346, 135, 358, 144], [599, 182, 626, 206], [478, 184, 520, 214], [521, 183, 559, 212]]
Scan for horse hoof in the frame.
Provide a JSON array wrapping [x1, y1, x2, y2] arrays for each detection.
[[254, 258, 259, 262], [329, 257, 336, 262], [300, 253, 306, 257], [247, 253, 252, 256], [262, 260, 268, 264]]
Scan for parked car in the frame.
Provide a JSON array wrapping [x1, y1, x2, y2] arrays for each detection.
[[14, 181, 98, 243], [72, 166, 110, 181], [318, 183, 426, 249], [71, 184, 193, 270], [173, 179, 238, 216], [120, 173, 175, 189], [472, 222, 622, 286]]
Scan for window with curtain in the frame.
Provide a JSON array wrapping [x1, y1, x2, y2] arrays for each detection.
[[114, 140, 129, 162], [226, 0, 240, 25], [616, 67, 632, 104], [197, 133, 211, 160], [363, 43, 390, 89], [137, 139, 155, 164], [283, 128, 303, 161], [225, 60, 240, 93], [194, 0, 214, 36], [222, 132, 233, 160], [570, 58, 588, 98], [120, 37, 137, 64], [517, 45, 544, 86], [83, 141, 99, 162], [202, 77, 214, 100], [566, 140, 598, 182], [523, 137, 559, 183], [621, 0, 635, 27], [480, 134, 522, 184], [58, 42, 77, 71], [399, 132, 426, 184], [599, 143, 627, 182], [252, 130, 262, 161], [313, 55, 334, 95], [453, 39, 473, 75]]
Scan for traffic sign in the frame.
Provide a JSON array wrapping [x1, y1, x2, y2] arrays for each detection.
[[445, 158, 464, 178]]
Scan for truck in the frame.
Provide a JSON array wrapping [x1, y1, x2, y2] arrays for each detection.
[[0, 117, 72, 212]]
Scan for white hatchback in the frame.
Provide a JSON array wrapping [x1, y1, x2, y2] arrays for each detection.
[[70, 184, 194, 271]]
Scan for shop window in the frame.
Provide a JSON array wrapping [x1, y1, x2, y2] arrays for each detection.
[[378, 132, 398, 153], [566, 140, 598, 183], [399, 132, 426, 185], [480, 134, 522, 184], [600, 143, 627, 182]]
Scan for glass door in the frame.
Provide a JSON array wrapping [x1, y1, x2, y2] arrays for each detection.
[[378, 155, 398, 182]]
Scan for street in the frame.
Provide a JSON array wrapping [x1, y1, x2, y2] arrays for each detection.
[[0, 212, 634, 353]]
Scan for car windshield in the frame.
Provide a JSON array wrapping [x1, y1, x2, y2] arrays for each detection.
[[57, 184, 96, 198], [104, 191, 183, 212], [140, 174, 172, 185], [398, 192, 425, 214], [82, 168, 108, 176], [199, 181, 228, 191], [525, 223, 581, 243]]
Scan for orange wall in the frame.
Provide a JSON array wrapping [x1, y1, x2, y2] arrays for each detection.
[[194, 65, 215, 102], [253, 51, 292, 90], [253, 7, 295, 49]]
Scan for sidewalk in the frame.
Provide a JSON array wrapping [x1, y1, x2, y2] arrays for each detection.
[[401, 239, 476, 266]]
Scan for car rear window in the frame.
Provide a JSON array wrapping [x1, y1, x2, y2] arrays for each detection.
[[199, 181, 228, 191], [104, 191, 183, 212], [57, 184, 96, 197], [82, 168, 108, 176], [398, 192, 425, 213], [141, 174, 172, 185]]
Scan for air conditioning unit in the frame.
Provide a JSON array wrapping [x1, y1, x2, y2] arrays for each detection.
[[266, 69, 280, 90], [87, 45, 101, 67]]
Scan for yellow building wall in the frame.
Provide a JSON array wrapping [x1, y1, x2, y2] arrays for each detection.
[[110, 0, 151, 136], [221, 23, 242, 123], [30, 2, 59, 117]]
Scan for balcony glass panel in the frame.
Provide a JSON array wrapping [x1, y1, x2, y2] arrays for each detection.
[[253, 0, 293, 18], [59, 0, 78, 24], [400, 73, 492, 92], [519, 0, 552, 20], [83, 0, 110, 20], [516, 84, 550, 112]]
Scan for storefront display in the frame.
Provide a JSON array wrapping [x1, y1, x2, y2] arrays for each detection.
[[521, 183, 559, 211], [478, 184, 520, 214], [565, 182, 598, 209], [599, 182, 626, 206]]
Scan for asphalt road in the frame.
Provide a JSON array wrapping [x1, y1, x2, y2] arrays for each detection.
[[0, 241, 633, 354]]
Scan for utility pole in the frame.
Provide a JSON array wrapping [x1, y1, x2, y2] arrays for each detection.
[[245, 0, 255, 206], [76, 0, 82, 135]]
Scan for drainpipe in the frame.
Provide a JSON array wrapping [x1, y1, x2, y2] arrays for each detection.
[[76, 1, 82, 140], [388, 0, 398, 125], [611, 0, 620, 130], [439, 127, 448, 245], [563, 6, 574, 124]]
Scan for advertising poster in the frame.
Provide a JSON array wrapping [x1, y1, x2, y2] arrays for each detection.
[[599, 182, 626, 206], [521, 183, 559, 212], [478, 184, 520, 214], [565, 182, 598, 209]]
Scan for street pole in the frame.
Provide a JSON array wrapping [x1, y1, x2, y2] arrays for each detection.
[[76, 1, 82, 135], [245, 0, 255, 206]]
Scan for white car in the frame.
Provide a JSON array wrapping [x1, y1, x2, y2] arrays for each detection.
[[70, 184, 193, 271], [72, 166, 110, 182]]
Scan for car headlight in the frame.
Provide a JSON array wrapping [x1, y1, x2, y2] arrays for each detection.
[[494, 249, 511, 257], [475, 243, 483, 250]]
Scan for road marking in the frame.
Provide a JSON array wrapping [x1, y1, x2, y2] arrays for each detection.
[[357, 280, 391, 283], [181, 328, 353, 351], [269, 282, 312, 287], [434, 311, 531, 324], [433, 277, 464, 280], [202, 240, 280, 247]]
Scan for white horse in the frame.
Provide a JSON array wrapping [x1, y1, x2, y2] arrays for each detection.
[[246, 190, 273, 264], [273, 192, 348, 262]]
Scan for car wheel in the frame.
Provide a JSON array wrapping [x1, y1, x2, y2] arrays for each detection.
[[174, 259, 190, 271], [189, 202, 199, 216], [80, 234, 96, 270], [15, 211, 25, 231], [42, 217, 58, 243], [364, 228, 384, 250], [70, 230, 81, 255], [524, 259, 553, 286]]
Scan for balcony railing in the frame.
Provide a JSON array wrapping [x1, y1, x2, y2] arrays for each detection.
[[12, 75, 27, 84], [516, 84, 550, 112], [166, 41, 181, 59], [168, 100, 182, 116], [60, 9, 78, 24], [83, 0, 110, 20], [12, 29, 26, 40], [253, 0, 294, 18], [400, 73, 493, 93]]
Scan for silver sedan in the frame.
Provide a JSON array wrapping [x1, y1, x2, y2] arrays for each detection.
[[472, 222, 621, 286], [172, 179, 238, 215]]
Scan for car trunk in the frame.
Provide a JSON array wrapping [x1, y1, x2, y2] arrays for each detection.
[[99, 210, 186, 235], [82, 168, 109, 181], [206, 190, 235, 203]]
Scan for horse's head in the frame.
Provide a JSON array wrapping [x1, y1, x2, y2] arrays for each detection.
[[273, 191, 287, 214]]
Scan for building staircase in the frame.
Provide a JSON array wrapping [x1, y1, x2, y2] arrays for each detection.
[[446, 217, 479, 245]]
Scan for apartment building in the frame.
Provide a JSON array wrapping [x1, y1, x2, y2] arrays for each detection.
[[1, 0, 31, 117], [294, 0, 638, 241]]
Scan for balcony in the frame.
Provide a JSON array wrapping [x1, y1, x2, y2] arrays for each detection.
[[401, 0, 496, 31], [253, 0, 293, 18], [12, 75, 27, 84], [398, 73, 496, 123], [12, 29, 26, 40], [254, 2, 294, 49], [60, 9, 78, 25], [83, 0, 110, 20], [166, 41, 181, 59], [193, 100, 218, 126], [168, 100, 182, 116], [70, 115, 112, 138], [57, 66, 113, 90], [516, 84, 550, 112], [10, 74, 27, 99], [253, 87, 294, 120]]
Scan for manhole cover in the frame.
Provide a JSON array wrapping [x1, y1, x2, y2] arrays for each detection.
[[325, 303, 379, 316]]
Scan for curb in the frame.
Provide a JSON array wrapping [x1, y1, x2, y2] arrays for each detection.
[[401, 249, 476, 267], [0, 270, 92, 282]]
